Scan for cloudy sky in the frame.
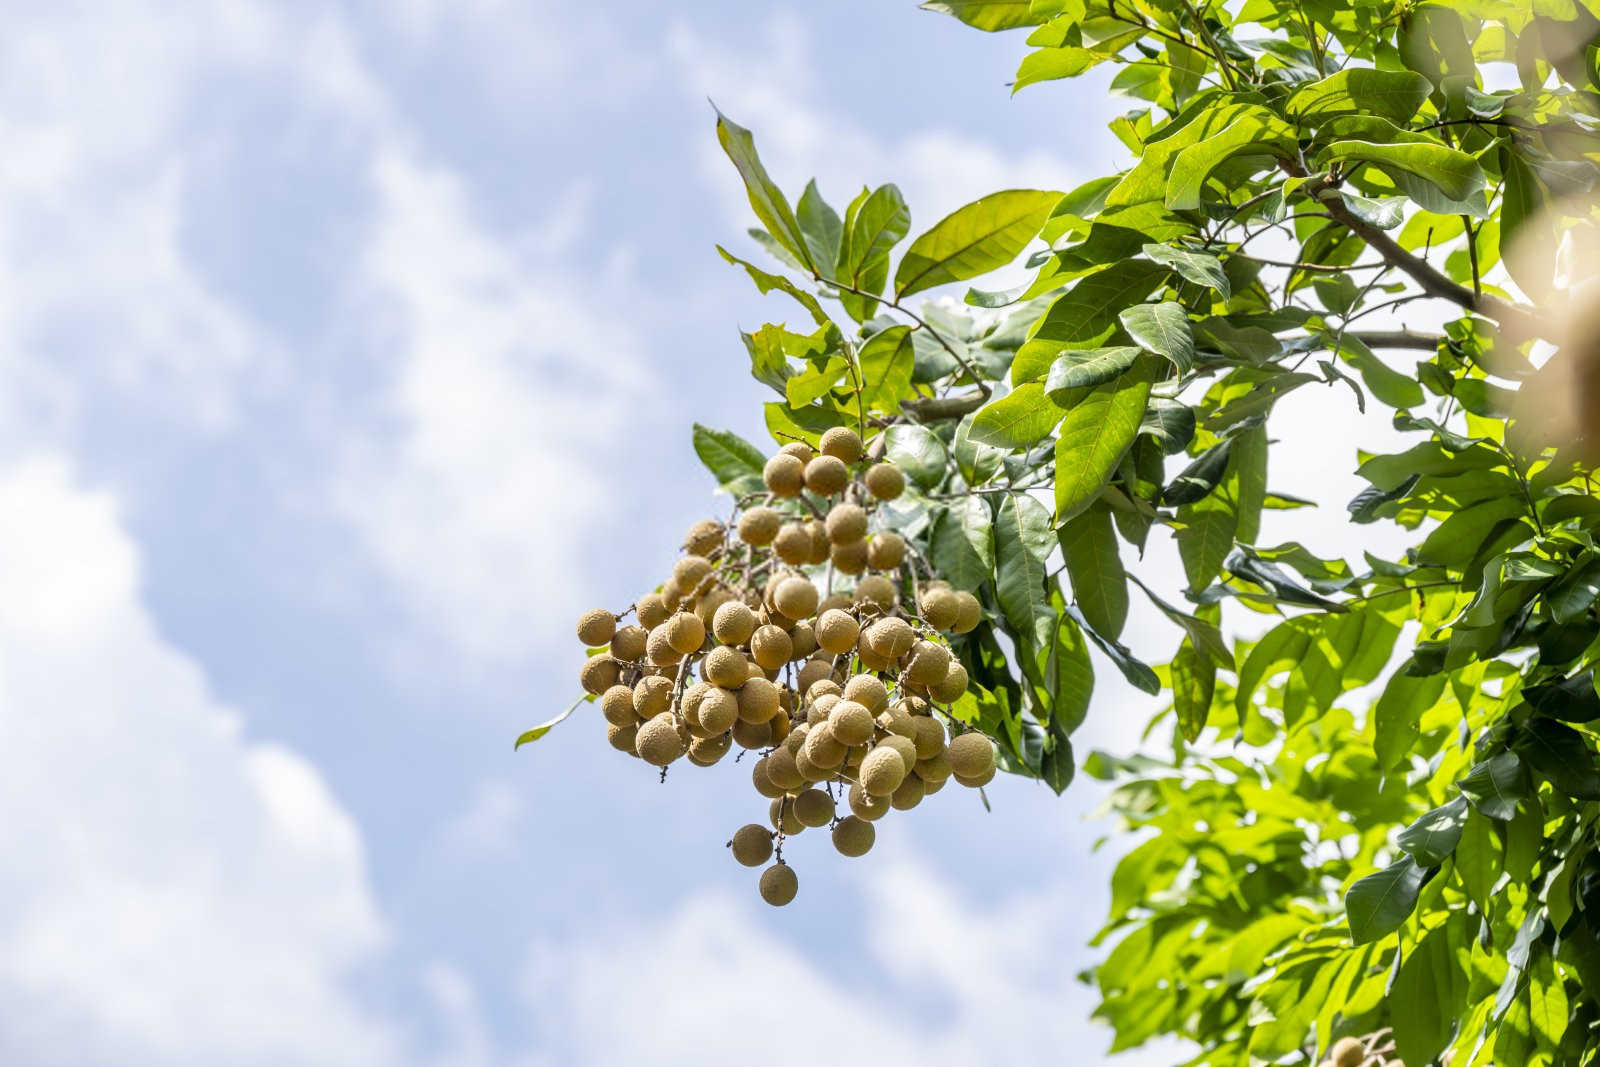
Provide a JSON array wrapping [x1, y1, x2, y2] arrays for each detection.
[[0, 4, 1424, 1065]]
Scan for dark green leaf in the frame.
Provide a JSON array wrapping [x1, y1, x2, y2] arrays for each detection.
[[994, 492, 1054, 645], [884, 424, 948, 490], [1054, 360, 1153, 522], [1141, 243, 1230, 298], [796, 180, 842, 275], [1459, 751, 1529, 821], [1347, 854, 1428, 944], [1397, 795, 1469, 866], [1516, 719, 1600, 800], [1060, 501, 1128, 641], [1119, 301, 1195, 375], [1374, 669, 1446, 770], [1287, 68, 1434, 124]]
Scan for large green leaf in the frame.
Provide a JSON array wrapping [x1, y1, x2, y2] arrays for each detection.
[[994, 492, 1054, 645], [1141, 243, 1230, 298], [795, 180, 842, 274], [895, 189, 1061, 299], [1396, 795, 1468, 866], [1119, 302, 1195, 375], [835, 183, 910, 319], [1374, 669, 1447, 771], [1287, 68, 1434, 124], [1043, 346, 1143, 396], [929, 498, 992, 591], [1346, 854, 1428, 944], [1163, 113, 1295, 210], [1060, 501, 1128, 641], [715, 110, 815, 272], [717, 246, 831, 327], [1013, 260, 1169, 378], [1054, 361, 1152, 524], [969, 382, 1066, 449], [884, 424, 948, 490], [692, 423, 767, 488], [1320, 139, 1487, 204], [856, 325, 917, 414], [918, 0, 1043, 30]]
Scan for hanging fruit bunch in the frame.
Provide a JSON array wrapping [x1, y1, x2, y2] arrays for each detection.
[[572, 426, 994, 906]]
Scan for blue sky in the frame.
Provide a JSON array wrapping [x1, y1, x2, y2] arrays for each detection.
[[0, 4, 1424, 1065]]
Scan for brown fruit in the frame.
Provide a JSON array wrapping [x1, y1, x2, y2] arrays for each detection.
[[830, 540, 869, 575], [890, 774, 925, 811], [815, 609, 862, 655], [636, 592, 669, 629], [666, 612, 707, 655], [634, 674, 673, 717], [683, 519, 724, 556], [764, 453, 806, 497], [860, 746, 908, 796], [903, 640, 951, 686], [803, 723, 847, 768], [848, 781, 891, 821], [916, 750, 952, 785], [842, 675, 889, 715], [877, 701, 917, 739], [703, 646, 748, 688], [576, 608, 616, 647], [828, 700, 875, 747], [751, 757, 785, 799], [606, 721, 639, 754], [737, 506, 782, 547], [865, 617, 915, 660], [768, 798, 805, 835], [808, 693, 840, 724], [673, 555, 713, 590], [877, 734, 918, 771], [750, 625, 794, 671], [949, 733, 997, 780], [1328, 1037, 1365, 1067], [772, 522, 812, 565], [803, 520, 830, 565], [930, 661, 969, 703], [759, 862, 798, 906], [779, 441, 815, 463], [819, 425, 863, 464], [773, 576, 820, 620], [766, 747, 805, 791], [864, 462, 905, 501], [804, 455, 850, 496], [732, 718, 774, 750], [855, 636, 893, 673], [855, 575, 898, 609], [788, 619, 818, 660], [806, 678, 843, 702], [712, 600, 758, 645], [918, 587, 962, 631], [953, 764, 997, 788], [824, 504, 868, 545], [635, 713, 684, 766], [866, 532, 906, 571], [796, 656, 836, 694], [737, 677, 781, 723], [601, 685, 637, 727], [609, 624, 648, 662], [912, 715, 947, 760], [659, 578, 683, 611], [951, 591, 983, 634], [645, 626, 682, 666], [793, 788, 835, 827], [689, 733, 731, 765], [579, 655, 620, 696], [699, 687, 740, 733], [730, 823, 774, 867], [832, 815, 875, 857]]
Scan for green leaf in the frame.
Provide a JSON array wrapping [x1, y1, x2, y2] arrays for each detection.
[[918, 0, 1044, 31], [1459, 751, 1528, 821], [929, 498, 992, 591], [1118, 302, 1194, 375], [1546, 554, 1600, 624], [1014, 260, 1169, 376], [1054, 360, 1153, 523], [692, 423, 768, 488], [795, 180, 842, 274], [1320, 139, 1487, 204], [1171, 637, 1216, 742], [1141, 243, 1230, 299], [1390, 923, 1463, 1066], [717, 246, 831, 327], [835, 184, 910, 319], [884, 424, 948, 490], [1374, 669, 1447, 771], [994, 492, 1054, 645], [1516, 718, 1600, 800], [785, 356, 848, 407], [895, 189, 1061, 299], [969, 382, 1066, 449], [1455, 808, 1502, 914], [515, 696, 584, 749], [1397, 795, 1468, 866], [1287, 68, 1434, 124], [856, 325, 917, 414], [1346, 854, 1428, 945], [1045, 607, 1094, 736], [1043, 346, 1143, 396], [1164, 113, 1296, 211], [714, 110, 815, 272], [1060, 501, 1128, 641]]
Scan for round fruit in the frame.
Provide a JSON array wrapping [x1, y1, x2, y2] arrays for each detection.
[[819, 426, 863, 464], [601, 685, 637, 727], [609, 624, 648, 662], [803, 723, 846, 769], [779, 441, 815, 463], [916, 750, 952, 785], [750, 625, 794, 671], [828, 700, 875, 747], [877, 734, 918, 771], [689, 733, 731, 765], [832, 816, 875, 857], [773, 577, 819, 621], [576, 608, 615, 647], [804, 455, 850, 496], [772, 522, 811, 565], [636, 593, 669, 629], [860, 746, 908, 796], [699, 687, 739, 733], [768, 798, 805, 835], [855, 575, 898, 609], [793, 788, 834, 827], [824, 504, 868, 544], [931, 661, 969, 703], [636, 713, 684, 766], [949, 733, 997, 780], [912, 715, 947, 760], [848, 782, 891, 821], [866, 532, 906, 570], [766, 747, 805, 791], [796, 656, 835, 694], [579, 655, 620, 696], [803, 520, 830, 565], [764, 453, 806, 497], [878, 702, 917, 739], [864, 462, 905, 501], [760, 863, 798, 906], [842, 675, 889, 715], [701, 646, 746, 688], [673, 555, 713, 590], [751, 757, 785, 799], [830, 540, 869, 575], [683, 519, 724, 556], [634, 675, 672, 717], [951, 591, 983, 634], [737, 506, 782, 547], [807, 678, 843, 702], [918, 587, 962, 631], [606, 721, 638, 754], [713, 601, 757, 645], [815, 609, 861, 655], [645, 627, 681, 666], [732, 718, 774, 750], [903, 640, 951, 686], [1328, 1038, 1365, 1067], [736, 677, 780, 723], [808, 693, 840, 724], [890, 773, 925, 810], [666, 612, 707, 655], [865, 617, 915, 660], [954, 764, 997, 788], [730, 824, 774, 867]]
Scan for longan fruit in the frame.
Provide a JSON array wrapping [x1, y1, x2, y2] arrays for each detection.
[[730, 824, 774, 867], [788, 619, 818, 660], [815, 609, 861, 655], [796, 656, 836, 695], [830, 540, 869, 575], [803, 723, 847, 768], [903, 640, 951, 686], [689, 733, 731, 766], [952, 591, 983, 634], [840, 675, 886, 714], [931, 661, 969, 703], [683, 519, 724, 557], [732, 718, 774, 750], [737, 677, 780, 723], [793, 787, 835, 827], [630, 675, 668, 719], [804, 455, 850, 496], [864, 462, 905, 501], [898, 694, 931, 716], [699, 687, 740, 733], [876, 701, 915, 740], [577, 608, 616, 647], [673, 555, 713, 590], [831, 814, 875, 856], [828, 699, 876, 747], [712, 600, 757, 646], [806, 678, 843, 702], [793, 747, 824, 783], [636, 592, 669, 629], [772, 522, 812, 565], [766, 747, 805, 791], [779, 441, 815, 463], [866, 532, 906, 571], [855, 575, 898, 610], [1328, 1038, 1365, 1067], [760, 862, 799, 907], [609, 624, 648, 662], [773, 576, 820, 620], [737, 506, 782, 547], [607, 721, 639, 754], [764, 453, 806, 497], [659, 578, 683, 611], [865, 617, 915, 660], [849, 781, 891, 821], [768, 798, 805, 836], [750, 625, 794, 671], [693, 586, 733, 629], [579, 655, 621, 696], [954, 765, 997, 788], [803, 520, 831, 565], [752, 756, 785, 799], [601, 685, 637, 726], [700, 646, 746, 689], [916, 750, 952, 785], [824, 504, 868, 545], [646, 626, 682, 666], [877, 733, 918, 771], [808, 692, 840, 724], [636, 713, 684, 766], [860, 745, 908, 796], [855, 638, 893, 673], [949, 733, 997, 780], [911, 715, 947, 760], [890, 773, 926, 811], [918, 587, 962, 631], [666, 612, 706, 655], [819, 426, 864, 464]]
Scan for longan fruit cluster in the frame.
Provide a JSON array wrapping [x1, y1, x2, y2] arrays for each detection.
[[574, 426, 997, 906]]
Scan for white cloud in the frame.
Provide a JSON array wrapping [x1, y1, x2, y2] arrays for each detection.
[[0, 453, 402, 1067]]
